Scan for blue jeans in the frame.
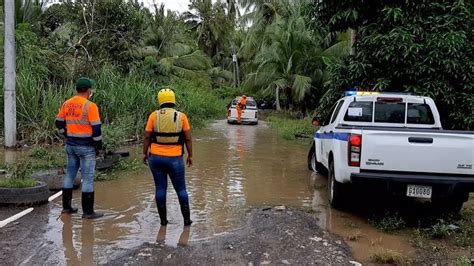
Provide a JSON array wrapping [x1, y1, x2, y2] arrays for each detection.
[[149, 155, 189, 206], [64, 145, 96, 192]]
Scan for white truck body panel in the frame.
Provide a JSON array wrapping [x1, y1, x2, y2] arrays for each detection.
[[314, 94, 474, 184], [360, 130, 474, 175]]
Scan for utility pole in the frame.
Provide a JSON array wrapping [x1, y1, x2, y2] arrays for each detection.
[[349, 28, 356, 56], [4, 0, 17, 148], [233, 53, 240, 88]]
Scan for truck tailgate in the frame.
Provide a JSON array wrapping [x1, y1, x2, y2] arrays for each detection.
[[360, 130, 474, 175]]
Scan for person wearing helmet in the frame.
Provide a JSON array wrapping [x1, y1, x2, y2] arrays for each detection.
[[143, 88, 193, 226], [236, 95, 247, 124]]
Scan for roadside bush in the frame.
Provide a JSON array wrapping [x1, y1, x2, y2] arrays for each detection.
[[266, 112, 315, 141]]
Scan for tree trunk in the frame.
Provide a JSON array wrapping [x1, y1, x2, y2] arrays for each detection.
[[275, 87, 281, 111], [350, 28, 356, 56]]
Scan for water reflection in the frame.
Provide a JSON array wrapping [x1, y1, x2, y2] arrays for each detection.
[[61, 214, 96, 266], [61, 215, 79, 265]]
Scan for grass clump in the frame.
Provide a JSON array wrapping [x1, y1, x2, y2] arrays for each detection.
[[371, 213, 406, 232], [0, 161, 37, 188], [266, 112, 315, 141], [371, 249, 409, 264], [28, 146, 65, 170]]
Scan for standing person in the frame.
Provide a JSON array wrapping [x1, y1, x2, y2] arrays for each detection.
[[143, 88, 193, 226], [55, 77, 103, 219], [236, 95, 247, 124]]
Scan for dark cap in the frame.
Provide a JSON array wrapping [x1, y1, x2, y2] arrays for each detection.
[[76, 77, 95, 90]]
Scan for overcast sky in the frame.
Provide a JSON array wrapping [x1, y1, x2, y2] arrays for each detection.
[[142, 0, 192, 12]]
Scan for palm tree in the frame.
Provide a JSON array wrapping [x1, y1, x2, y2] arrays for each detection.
[[244, 3, 350, 107], [138, 4, 212, 80], [244, 15, 316, 110]]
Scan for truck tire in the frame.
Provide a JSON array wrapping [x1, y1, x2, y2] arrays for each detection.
[[0, 181, 50, 206], [307, 142, 327, 175], [432, 198, 465, 214], [328, 161, 345, 209]]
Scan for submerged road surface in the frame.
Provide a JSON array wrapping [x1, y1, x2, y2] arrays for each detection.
[[0, 120, 472, 264]]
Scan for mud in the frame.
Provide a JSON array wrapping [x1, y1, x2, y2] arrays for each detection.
[[110, 208, 353, 265]]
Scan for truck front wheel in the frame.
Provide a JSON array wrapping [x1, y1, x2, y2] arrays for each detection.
[[328, 161, 345, 209]]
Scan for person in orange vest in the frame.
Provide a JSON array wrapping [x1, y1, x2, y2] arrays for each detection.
[[55, 77, 103, 219], [143, 88, 193, 226], [236, 95, 247, 124]]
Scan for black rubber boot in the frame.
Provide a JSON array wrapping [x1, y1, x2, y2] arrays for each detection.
[[157, 204, 168, 226], [180, 205, 193, 226], [82, 192, 104, 219], [62, 188, 78, 214]]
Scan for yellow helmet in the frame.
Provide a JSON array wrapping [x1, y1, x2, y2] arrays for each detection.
[[157, 88, 176, 105]]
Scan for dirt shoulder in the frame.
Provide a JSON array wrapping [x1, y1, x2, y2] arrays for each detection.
[[109, 207, 355, 265]]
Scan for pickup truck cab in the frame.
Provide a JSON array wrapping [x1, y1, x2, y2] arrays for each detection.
[[308, 92, 474, 212]]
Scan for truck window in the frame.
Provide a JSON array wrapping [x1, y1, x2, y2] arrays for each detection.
[[330, 101, 344, 123], [407, 103, 435, 124], [322, 102, 338, 126], [246, 100, 257, 107], [344, 101, 373, 122], [374, 102, 405, 123]]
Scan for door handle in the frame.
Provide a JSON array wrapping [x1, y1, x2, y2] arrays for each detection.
[[408, 137, 433, 144]]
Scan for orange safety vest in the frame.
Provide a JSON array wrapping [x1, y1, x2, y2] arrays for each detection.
[[237, 98, 247, 109], [56, 96, 101, 138]]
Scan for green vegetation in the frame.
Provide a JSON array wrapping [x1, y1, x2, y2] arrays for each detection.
[[29, 146, 65, 169], [0, 0, 472, 145], [266, 113, 314, 141], [0, 160, 37, 188], [370, 213, 406, 232]]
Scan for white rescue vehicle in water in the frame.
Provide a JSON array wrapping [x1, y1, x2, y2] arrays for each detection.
[[308, 91, 474, 212]]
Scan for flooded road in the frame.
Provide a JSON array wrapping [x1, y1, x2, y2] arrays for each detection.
[[0, 120, 472, 264]]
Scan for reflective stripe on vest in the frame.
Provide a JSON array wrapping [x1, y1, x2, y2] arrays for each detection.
[[65, 99, 93, 138], [153, 108, 183, 145]]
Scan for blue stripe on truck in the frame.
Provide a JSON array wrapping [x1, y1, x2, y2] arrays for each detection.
[[315, 132, 350, 141]]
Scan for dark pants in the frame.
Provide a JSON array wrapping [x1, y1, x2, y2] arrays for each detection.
[[149, 154, 189, 206]]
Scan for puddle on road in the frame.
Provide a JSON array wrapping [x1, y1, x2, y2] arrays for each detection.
[[1, 120, 471, 264]]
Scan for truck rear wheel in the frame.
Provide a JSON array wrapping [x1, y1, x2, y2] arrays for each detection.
[[328, 161, 345, 209], [432, 197, 465, 214]]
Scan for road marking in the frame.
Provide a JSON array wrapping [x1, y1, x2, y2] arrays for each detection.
[[48, 190, 62, 202], [0, 207, 34, 228]]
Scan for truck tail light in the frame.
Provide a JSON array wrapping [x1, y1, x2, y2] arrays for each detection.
[[227, 110, 231, 117], [255, 112, 258, 118], [348, 134, 362, 167]]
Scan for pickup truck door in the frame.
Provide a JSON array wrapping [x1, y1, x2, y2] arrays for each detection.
[[320, 100, 344, 167]]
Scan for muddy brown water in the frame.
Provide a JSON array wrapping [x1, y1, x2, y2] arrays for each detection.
[[0, 120, 472, 264]]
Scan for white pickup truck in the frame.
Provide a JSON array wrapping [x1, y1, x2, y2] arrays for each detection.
[[307, 92, 474, 212]]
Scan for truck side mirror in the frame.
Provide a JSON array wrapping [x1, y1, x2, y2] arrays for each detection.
[[312, 116, 321, 126]]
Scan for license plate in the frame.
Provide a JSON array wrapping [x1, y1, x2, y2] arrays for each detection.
[[406, 185, 432, 199]]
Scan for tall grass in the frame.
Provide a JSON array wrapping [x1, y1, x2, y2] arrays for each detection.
[[266, 112, 315, 141], [11, 64, 227, 145]]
